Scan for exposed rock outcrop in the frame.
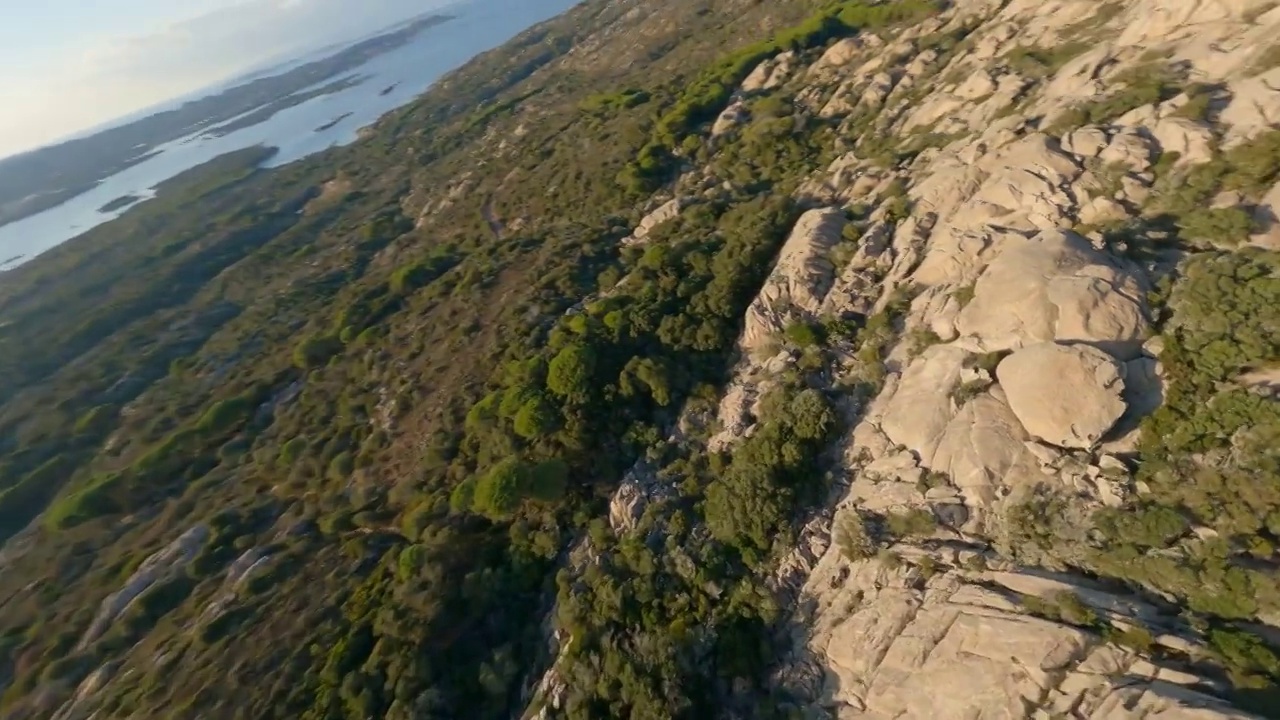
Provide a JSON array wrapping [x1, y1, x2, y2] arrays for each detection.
[[741, 207, 846, 352], [956, 230, 1150, 359], [77, 525, 208, 650], [531, 1, 1280, 717], [623, 197, 688, 245], [997, 343, 1129, 449], [794, 557, 1258, 720]]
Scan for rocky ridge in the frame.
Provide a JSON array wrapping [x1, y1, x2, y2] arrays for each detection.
[[530, 0, 1280, 717]]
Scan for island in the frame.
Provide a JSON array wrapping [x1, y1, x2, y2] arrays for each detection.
[[97, 195, 143, 214]]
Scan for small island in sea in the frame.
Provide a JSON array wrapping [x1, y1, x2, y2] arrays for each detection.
[[98, 195, 143, 213]]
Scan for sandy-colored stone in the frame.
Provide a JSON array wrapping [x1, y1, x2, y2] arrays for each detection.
[[742, 208, 846, 351], [997, 343, 1128, 449], [623, 198, 687, 246], [879, 344, 969, 459], [956, 230, 1150, 358], [930, 387, 1042, 523], [1149, 117, 1217, 165]]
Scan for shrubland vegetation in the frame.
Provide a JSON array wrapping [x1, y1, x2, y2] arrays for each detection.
[[0, 1, 949, 718], [3, 0, 1279, 717], [620, 0, 944, 191], [1008, 135, 1280, 709]]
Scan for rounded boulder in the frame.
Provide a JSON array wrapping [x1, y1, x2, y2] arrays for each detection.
[[996, 343, 1127, 449]]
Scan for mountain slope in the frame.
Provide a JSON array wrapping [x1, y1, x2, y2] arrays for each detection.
[[1, 1, 1279, 719]]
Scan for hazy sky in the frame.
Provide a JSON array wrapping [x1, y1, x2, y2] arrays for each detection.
[[0, 0, 451, 158]]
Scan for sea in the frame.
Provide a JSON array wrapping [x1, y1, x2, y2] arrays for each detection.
[[0, 0, 581, 271]]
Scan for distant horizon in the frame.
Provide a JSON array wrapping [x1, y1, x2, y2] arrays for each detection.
[[0, 9, 459, 165], [0, 0, 465, 160]]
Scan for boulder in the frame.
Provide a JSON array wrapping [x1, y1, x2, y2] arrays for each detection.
[[1078, 196, 1129, 225], [741, 208, 845, 352], [810, 38, 863, 76], [1062, 126, 1110, 158], [1149, 117, 1217, 166], [958, 134, 1083, 232], [608, 481, 646, 533], [929, 387, 1042, 523], [956, 229, 1150, 358], [710, 100, 749, 137], [1221, 67, 1280, 144], [954, 70, 998, 100], [708, 380, 757, 452], [624, 198, 687, 245], [997, 343, 1128, 449], [742, 51, 796, 92], [861, 72, 897, 109], [879, 344, 969, 458], [1098, 127, 1156, 171]]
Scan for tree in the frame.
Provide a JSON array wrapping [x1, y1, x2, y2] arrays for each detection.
[[513, 397, 558, 439], [499, 384, 538, 419], [294, 333, 342, 369], [528, 459, 569, 502], [449, 478, 477, 514], [397, 544, 428, 581], [328, 452, 355, 481], [784, 321, 822, 347], [787, 389, 834, 441], [620, 357, 673, 406], [472, 459, 528, 519], [547, 344, 597, 401]]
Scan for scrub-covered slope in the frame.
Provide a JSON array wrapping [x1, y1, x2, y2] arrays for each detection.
[[1, 1, 1279, 719]]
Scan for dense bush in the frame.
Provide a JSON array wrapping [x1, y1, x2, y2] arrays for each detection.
[[704, 388, 836, 557]]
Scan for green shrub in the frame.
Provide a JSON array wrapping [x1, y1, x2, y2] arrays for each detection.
[[546, 344, 597, 401], [784, 321, 824, 348], [460, 457, 569, 519], [1210, 627, 1280, 681], [293, 333, 342, 369], [1173, 83, 1214, 121], [885, 508, 937, 539], [512, 397, 559, 439], [1222, 130, 1280, 196], [1177, 207, 1254, 245], [45, 474, 125, 530], [836, 514, 876, 561], [328, 452, 354, 481], [196, 395, 255, 434], [279, 437, 308, 464], [474, 461, 526, 518], [1003, 42, 1090, 77], [389, 251, 458, 295]]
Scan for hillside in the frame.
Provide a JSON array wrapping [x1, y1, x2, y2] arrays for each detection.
[[1, 1, 1279, 719]]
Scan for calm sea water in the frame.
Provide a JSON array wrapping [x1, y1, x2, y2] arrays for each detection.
[[0, 0, 580, 271]]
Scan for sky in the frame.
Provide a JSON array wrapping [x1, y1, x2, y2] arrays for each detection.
[[0, 0, 451, 158]]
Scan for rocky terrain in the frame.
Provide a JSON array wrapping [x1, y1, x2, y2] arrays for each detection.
[[2, 1, 1279, 718], [529, 0, 1280, 717]]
